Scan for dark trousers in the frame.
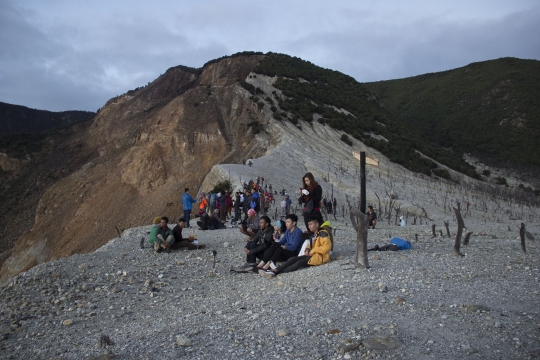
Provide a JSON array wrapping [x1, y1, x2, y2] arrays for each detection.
[[219, 206, 228, 222], [183, 210, 191, 227], [171, 240, 199, 250], [245, 241, 270, 264], [303, 210, 323, 234], [275, 256, 310, 274], [262, 244, 297, 263]]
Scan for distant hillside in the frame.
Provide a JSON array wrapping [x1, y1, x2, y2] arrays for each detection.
[[253, 53, 479, 179], [362, 57, 540, 169], [0, 101, 95, 134]]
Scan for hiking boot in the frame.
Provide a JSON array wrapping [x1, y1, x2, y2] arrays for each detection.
[[156, 248, 163, 253], [197, 244, 206, 249], [268, 261, 277, 270]]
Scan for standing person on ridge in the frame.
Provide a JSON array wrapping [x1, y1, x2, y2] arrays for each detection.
[[181, 188, 197, 228], [298, 172, 323, 234]]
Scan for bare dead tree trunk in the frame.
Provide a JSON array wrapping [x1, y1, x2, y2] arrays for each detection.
[[412, 202, 434, 221], [453, 205, 465, 256], [462, 231, 473, 246], [432, 224, 436, 238], [444, 221, 450, 237], [350, 208, 369, 269], [519, 223, 527, 255], [375, 192, 381, 218]]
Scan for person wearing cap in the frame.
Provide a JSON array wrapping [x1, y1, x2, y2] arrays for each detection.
[[148, 216, 161, 246], [172, 218, 206, 250], [154, 216, 175, 253], [285, 194, 292, 215], [198, 192, 208, 216], [259, 216, 331, 278], [181, 188, 197, 228], [239, 208, 260, 239]]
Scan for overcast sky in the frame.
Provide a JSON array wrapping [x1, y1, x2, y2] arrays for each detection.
[[1, 0, 539, 112]]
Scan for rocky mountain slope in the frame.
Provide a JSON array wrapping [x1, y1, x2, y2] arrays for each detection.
[[0, 54, 271, 281]]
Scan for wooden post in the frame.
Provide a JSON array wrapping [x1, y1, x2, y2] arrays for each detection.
[[360, 152, 366, 214], [519, 223, 527, 255], [453, 204, 465, 256], [350, 209, 369, 269]]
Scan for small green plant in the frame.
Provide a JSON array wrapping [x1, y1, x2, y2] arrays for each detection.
[[209, 180, 233, 195], [432, 168, 451, 180]]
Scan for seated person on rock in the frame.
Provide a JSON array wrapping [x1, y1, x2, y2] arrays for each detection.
[[256, 214, 304, 270], [243, 216, 274, 267], [155, 216, 175, 253], [259, 216, 331, 278], [367, 205, 377, 229], [208, 209, 226, 229], [239, 208, 260, 239], [171, 217, 206, 250], [148, 216, 162, 246]]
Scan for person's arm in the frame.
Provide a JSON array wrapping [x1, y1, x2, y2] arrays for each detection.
[[277, 231, 287, 246], [309, 231, 332, 256], [191, 195, 197, 204], [288, 228, 304, 252]]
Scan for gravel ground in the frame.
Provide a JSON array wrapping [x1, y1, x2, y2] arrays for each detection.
[[1, 218, 539, 359]]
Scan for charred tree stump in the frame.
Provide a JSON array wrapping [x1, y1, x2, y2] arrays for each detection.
[[432, 224, 436, 238], [453, 205, 465, 256], [462, 231, 473, 246], [444, 221, 450, 237], [350, 208, 369, 269], [519, 223, 527, 255]]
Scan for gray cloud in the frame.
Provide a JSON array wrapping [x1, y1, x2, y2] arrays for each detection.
[[1, 0, 539, 111]]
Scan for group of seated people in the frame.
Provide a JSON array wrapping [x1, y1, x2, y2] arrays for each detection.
[[148, 216, 207, 252], [239, 213, 333, 279]]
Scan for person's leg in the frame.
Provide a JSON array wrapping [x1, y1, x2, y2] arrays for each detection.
[[280, 256, 310, 273], [271, 248, 297, 263], [261, 245, 278, 263], [275, 256, 305, 274], [245, 241, 257, 264], [155, 234, 166, 251], [184, 210, 191, 228]]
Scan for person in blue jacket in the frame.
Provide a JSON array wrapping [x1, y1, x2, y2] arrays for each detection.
[[256, 214, 304, 270], [181, 188, 197, 228]]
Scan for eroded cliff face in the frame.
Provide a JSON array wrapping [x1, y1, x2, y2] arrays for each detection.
[[0, 54, 272, 281]]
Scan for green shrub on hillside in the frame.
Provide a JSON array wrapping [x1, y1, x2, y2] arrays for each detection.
[[253, 53, 479, 178]]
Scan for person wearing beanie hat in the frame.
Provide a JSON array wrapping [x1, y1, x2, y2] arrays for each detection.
[[181, 188, 197, 228], [239, 208, 260, 239], [198, 192, 208, 215], [148, 216, 162, 245]]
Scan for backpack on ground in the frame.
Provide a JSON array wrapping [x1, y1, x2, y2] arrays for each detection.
[[390, 237, 411, 250]]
